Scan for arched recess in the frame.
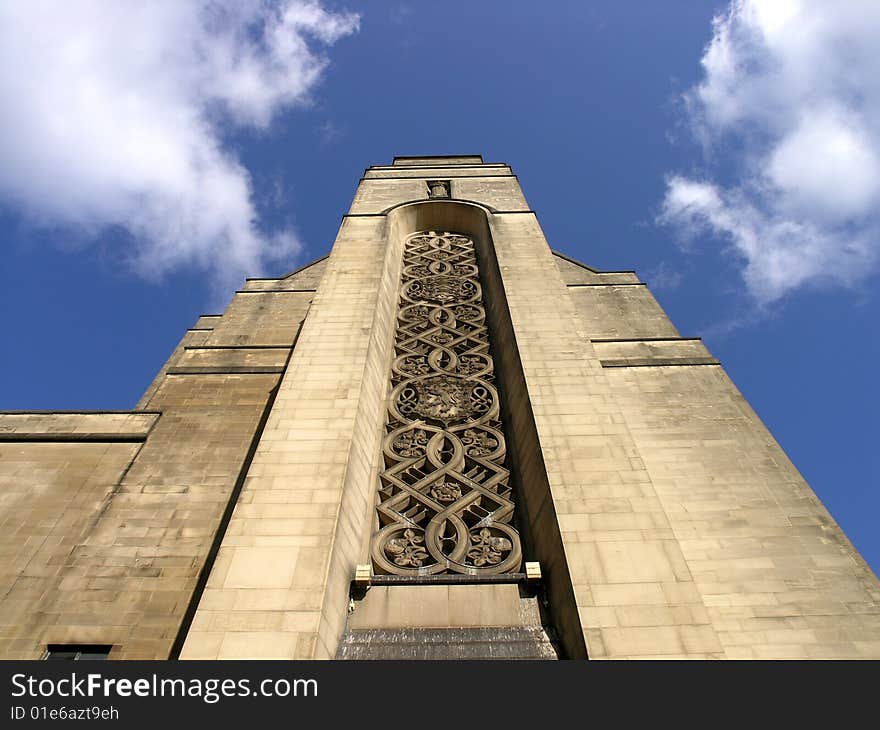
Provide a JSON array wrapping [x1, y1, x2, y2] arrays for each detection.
[[380, 197, 500, 216], [373, 199, 587, 659]]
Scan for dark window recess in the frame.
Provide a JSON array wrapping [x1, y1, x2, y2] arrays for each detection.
[[44, 644, 111, 660]]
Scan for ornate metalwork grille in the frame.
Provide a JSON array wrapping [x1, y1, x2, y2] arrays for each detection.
[[371, 230, 522, 576]]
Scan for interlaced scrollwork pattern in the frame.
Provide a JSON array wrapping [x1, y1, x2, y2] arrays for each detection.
[[371, 231, 522, 575]]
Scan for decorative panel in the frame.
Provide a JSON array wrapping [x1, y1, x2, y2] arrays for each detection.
[[371, 231, 522, 576]]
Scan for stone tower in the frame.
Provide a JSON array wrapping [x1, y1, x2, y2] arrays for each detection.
[[1, 155, 878, 660]]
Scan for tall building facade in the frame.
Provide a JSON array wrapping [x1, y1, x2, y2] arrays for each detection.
[[1, 155, 878, 660]]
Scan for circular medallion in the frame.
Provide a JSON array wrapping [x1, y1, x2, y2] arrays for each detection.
[[393, 375, 496, 425], [405, 275, 479, 305]]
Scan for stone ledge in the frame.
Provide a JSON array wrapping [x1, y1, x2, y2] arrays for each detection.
[[600, 358, 720, 368], [177, 347, 289, 371], [363, 172, 514, 180], [234, 289, 316, 294], [336, 626, 559, 659], [594, 338, 716, 368], [182, 345, 290, 350], [591, 337, 704, 343], [0, 411, 160, 441], [568, 282, 647, 288], [166, 366, 285, 375]]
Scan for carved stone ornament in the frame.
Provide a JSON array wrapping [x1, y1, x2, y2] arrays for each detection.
[[427, 180, 450, 198], [461, 428, 498, 457], [413, 375, 472, 421], [405, 275, 478, 305], [385, 528, 429, 568], [391, 429, 428, 457], [430, 480, 463, 503], [371, 231, 522, 577], [394, 375, 494, 425], [468, 527, 513, 567]]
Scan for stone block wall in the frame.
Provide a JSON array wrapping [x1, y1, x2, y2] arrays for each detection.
[[179, 155, 880, 660], [3, 155, 878, 660], [0, 259, 326, 658]]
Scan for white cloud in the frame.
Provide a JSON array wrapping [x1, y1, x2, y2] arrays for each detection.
[[767, 111, 880, 221], [661, 0, 880, 303], [0, 1, 358, 292]]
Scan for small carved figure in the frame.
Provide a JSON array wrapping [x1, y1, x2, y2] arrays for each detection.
[[409, 275, 473, 305], [461, 428, 498, 456], [467, 528, 512, 566], [456, 355, 485, 375], [392, 429, 428, 457], [429, 331, 454, 345], [402, 304, 431, 322], [430, 480, 463, 503], [453, 304, 480, 321], [385, 529, 430, 567], [428, 180, 450, 198], [411, 376, 473, 422], [399, 356, 431, 375]]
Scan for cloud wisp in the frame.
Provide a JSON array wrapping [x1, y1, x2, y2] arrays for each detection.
[[0, 1, 358, 292], [659, 0, 880, 304]]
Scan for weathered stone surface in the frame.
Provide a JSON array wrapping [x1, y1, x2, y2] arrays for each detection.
[[182, 156, 880, 660], [553, 253, 639, 285], [0, 257, 325, 659], [592, 338, 718, 368], [0, 412, 158, 440], [3, 156, 878, 661], [336, 626, 559, 660]]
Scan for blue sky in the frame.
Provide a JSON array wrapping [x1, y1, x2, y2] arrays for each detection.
[[1, 1, 878, 573]]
